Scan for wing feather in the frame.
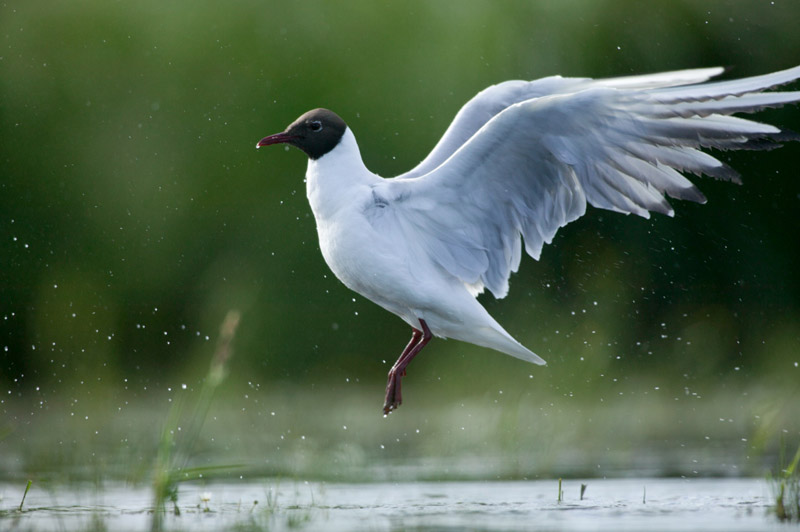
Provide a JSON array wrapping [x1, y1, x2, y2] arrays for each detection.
[[378, 66, 800, 299], [397, 67, 731, 180]]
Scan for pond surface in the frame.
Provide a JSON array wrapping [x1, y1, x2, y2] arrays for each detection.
[[1, 477, 783, 531]]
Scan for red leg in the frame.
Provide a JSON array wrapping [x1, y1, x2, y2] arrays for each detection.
[[383, 328, 421, 413], [383, 319, 432, 415]]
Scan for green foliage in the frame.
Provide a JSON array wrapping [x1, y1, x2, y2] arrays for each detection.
[[19, 480, 32, 511], [150, 311, 241, 531], [771, 443, 800, 522]]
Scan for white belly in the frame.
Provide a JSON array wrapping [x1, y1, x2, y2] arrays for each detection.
[[316, 210, 426, 326]]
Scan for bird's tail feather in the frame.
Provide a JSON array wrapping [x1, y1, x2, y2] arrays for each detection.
[[457, 325, 546, 365]]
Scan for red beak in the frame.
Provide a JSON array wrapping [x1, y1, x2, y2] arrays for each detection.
[[256, 132, 299, 149]]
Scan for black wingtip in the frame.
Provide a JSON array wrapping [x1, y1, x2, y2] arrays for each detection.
[[672, 185, 707, 204], [705, 161, 743, 184], [739, 128, 800, 151]]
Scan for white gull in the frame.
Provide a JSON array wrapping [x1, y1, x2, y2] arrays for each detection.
[[257, 65, 800, 414]]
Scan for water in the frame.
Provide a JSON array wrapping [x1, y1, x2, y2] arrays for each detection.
[[1, 477, 782, 531]]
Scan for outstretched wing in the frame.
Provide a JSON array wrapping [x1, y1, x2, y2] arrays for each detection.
[[382, 65, 800, 299], [396, 67, 726, 179]]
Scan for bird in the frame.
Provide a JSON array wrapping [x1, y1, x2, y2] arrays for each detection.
[[256, 65, 800, 415]]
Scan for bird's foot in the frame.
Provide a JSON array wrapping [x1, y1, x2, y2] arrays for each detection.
[[383, 369, 403, 414], [382, 321, 431, 415]]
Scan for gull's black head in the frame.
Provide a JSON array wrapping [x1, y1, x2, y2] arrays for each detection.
[[257, 108, 347, 160]]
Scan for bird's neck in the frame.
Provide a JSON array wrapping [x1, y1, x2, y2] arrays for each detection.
[[305, 127, 378, 220]]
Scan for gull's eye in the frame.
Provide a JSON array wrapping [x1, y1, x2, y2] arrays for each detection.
[[309, 120, 323, 132]]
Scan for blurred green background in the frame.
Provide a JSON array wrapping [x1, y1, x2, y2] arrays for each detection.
[[1, 0, 799, 481]]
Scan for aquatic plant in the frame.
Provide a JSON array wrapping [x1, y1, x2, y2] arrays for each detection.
[[19, 480, 32, 511], [770, 443, 800, 522], [150, 310, 241, 531]]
